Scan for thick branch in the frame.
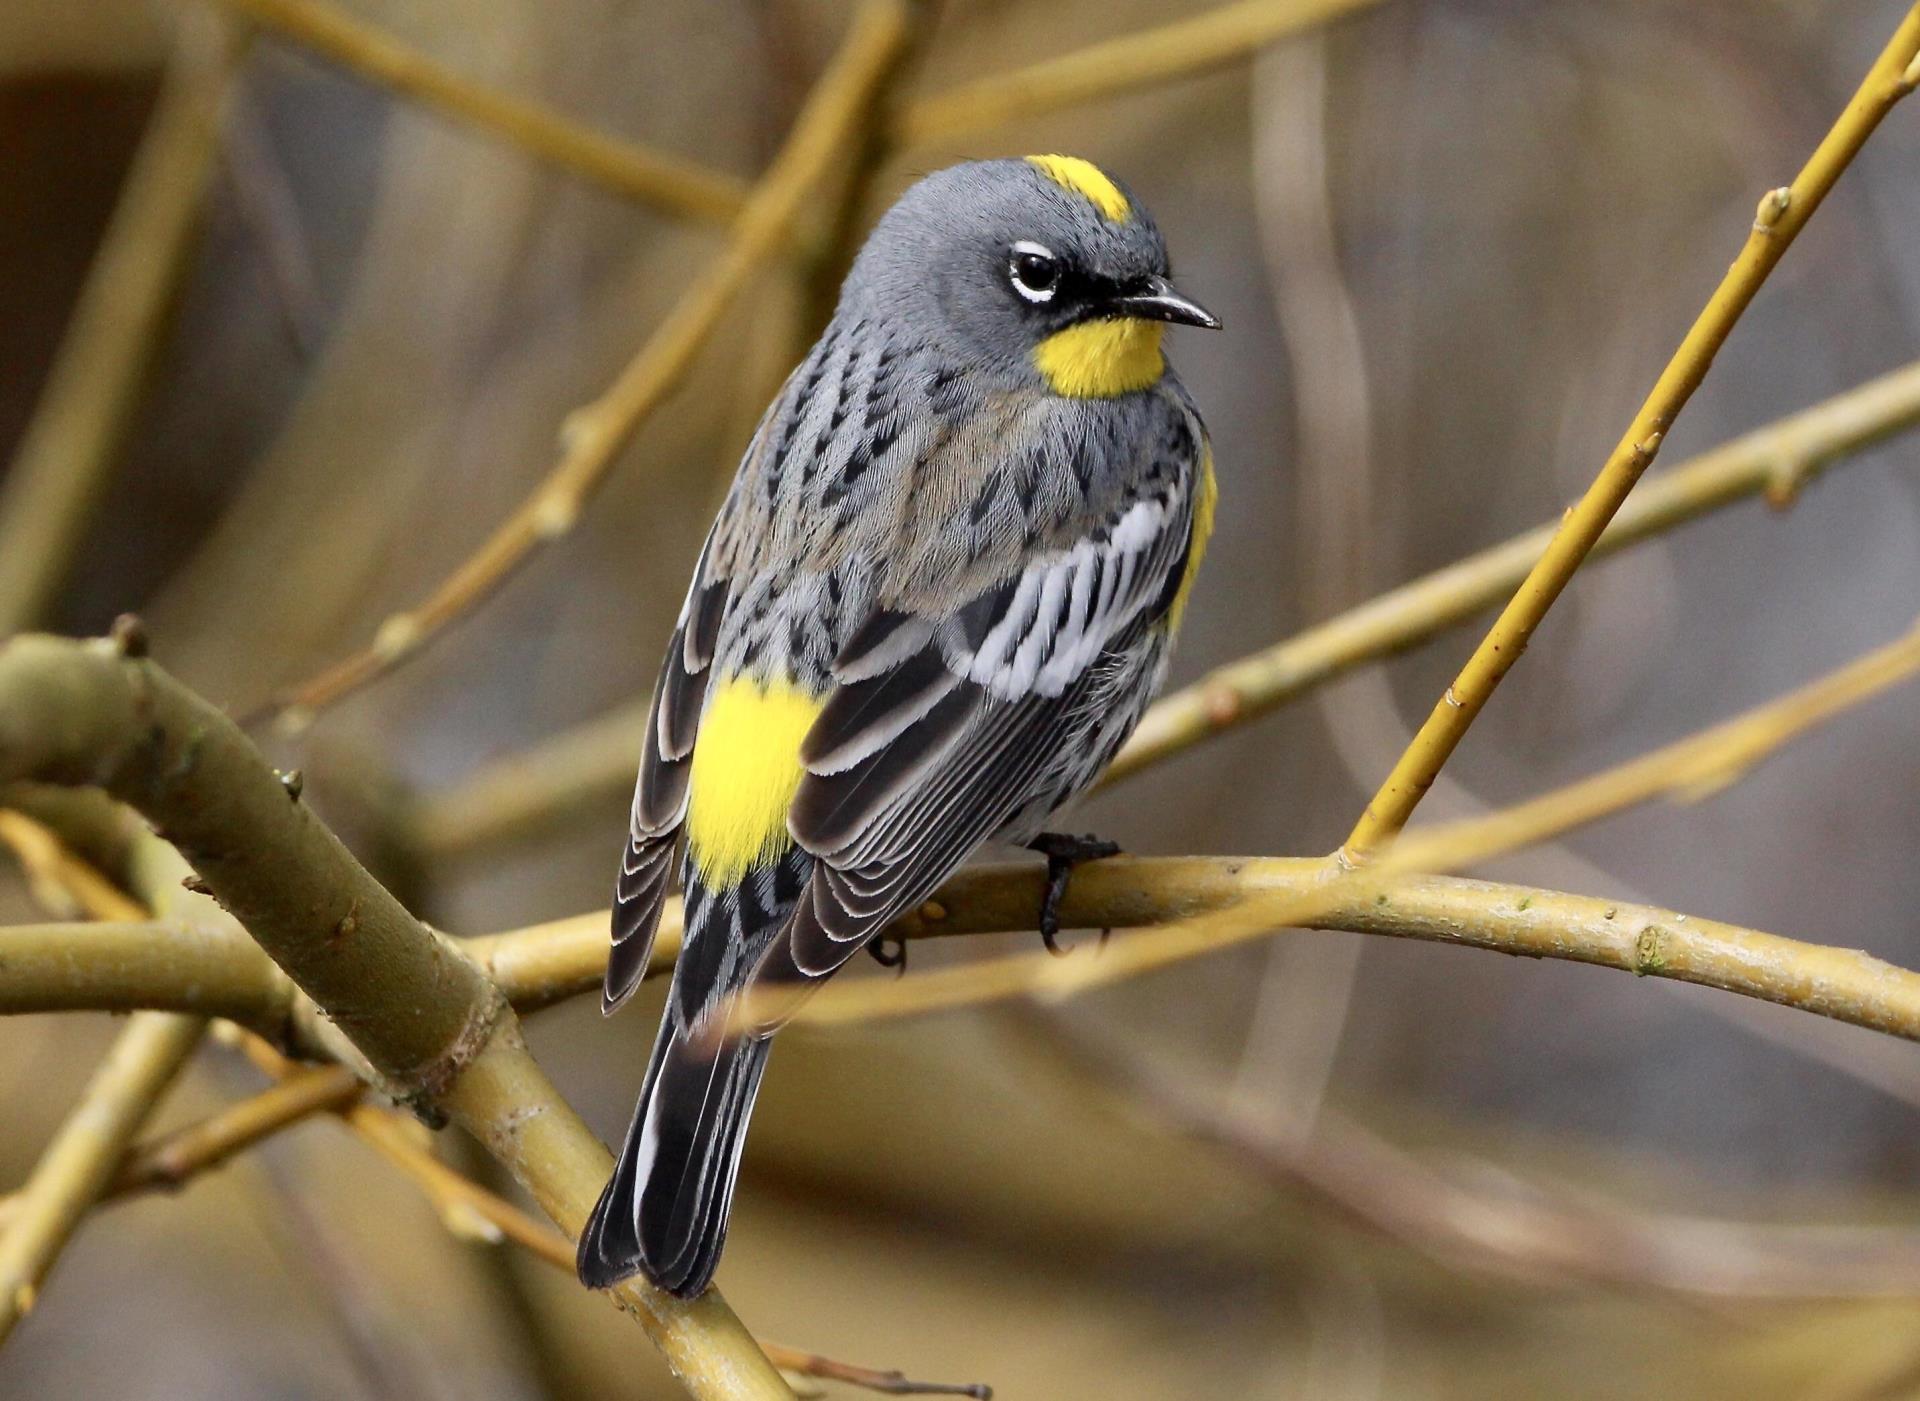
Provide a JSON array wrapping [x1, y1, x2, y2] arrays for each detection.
[[212, 0, 749, 221], [894, 0, 1384, 144], [16, 598, 1919, 1040], [0, 17, 245, 636], [264, 0, 918, 729], [1344, 6, 1920, 855], [0, 634, 795, 1399]]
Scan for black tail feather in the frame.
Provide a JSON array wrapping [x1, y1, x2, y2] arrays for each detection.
[[577, 1016, 771, 1297]]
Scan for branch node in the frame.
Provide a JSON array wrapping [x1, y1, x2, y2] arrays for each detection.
[[531, 491, 580, 541], [108, 614, 151, 659], [1763, 451, 1813, 510], [1632, 924, 1670, 976], [1751, 186, 1792, 233], [276, 767, 304, 802], [372, 614, 422, 661]]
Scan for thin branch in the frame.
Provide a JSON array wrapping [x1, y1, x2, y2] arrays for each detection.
[[893, 0, 1385, 145], [0, 636, 798, 1397], [1116, 354, 1920, 782], [0, 1066, 363, 1234], [777, 615, 1920, 1033], [222, 92, 327, 356], [211, 0, 749, 222], [0, 15, 247, 637], [0, 766, 258, 1346], [263, 0, 920, 732], [410, 701, 648, 860], [1343, 6, 1920, 857], [347, 1101, 992, 1398], [410, 354, 1920, 862], [0, 810, 150, 922], [1024, 1011, 1920, 1301], [0, 1012, 206, 1341]]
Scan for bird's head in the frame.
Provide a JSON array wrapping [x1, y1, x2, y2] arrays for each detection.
[[844, 156, 1219, 399]]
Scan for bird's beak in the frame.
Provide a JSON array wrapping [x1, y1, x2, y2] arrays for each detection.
[[1106, 275, 1221, 330]]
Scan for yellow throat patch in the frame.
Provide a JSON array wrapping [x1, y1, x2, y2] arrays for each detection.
[[1024, 156, 1160, 397], [686, 674, 824, 887], [1034, 319, 1165, 399], [1025, 154, 1131, 223]]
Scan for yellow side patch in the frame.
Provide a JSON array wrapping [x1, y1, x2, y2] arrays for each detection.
[[1025, 154, 1130, 222], [686, 674, 824, 887], [1166, 441, 1216, 634], [1033, 319, 1165, 399]]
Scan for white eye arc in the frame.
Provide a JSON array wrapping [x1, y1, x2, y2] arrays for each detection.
[[1008, 240, 1061, 303]]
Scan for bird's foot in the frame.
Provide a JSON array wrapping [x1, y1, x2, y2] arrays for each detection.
[[1025, 832, 1121, 954], [867, 934, 908, 975]]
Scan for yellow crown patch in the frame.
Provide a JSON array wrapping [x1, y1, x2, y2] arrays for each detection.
[[1025, 154, 1131, 223]]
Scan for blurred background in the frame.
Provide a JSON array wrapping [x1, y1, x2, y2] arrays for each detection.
[[3, 0, 1920, 1396]]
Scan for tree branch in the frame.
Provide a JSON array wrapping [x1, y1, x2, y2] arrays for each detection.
[[1021, 1010, 1920, 1301], [0, 15, 246, 637], [0, 775, 223, 1346], [211, 0, 749, 222], [1343, 5, 1920, 857], [12, 616, 1920, 1043], [0, 633, 797, 1399], [893, 0, 1385, 145], [1112, 355, 1920, 784], [0, 1064, 362, 1235], [261, 0, 919, 732], [0, 1012, 206, 1341], [405, 353, 1920, 864], [781, 615, 1920, 1033]]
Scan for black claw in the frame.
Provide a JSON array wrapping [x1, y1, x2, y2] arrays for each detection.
[[1026, 832, 1121, 954], [868, 934, 908, 974]]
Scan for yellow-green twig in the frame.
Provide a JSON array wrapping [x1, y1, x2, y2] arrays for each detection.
[[0, 1012, 207, 1342], [778, 615, 1920, 1033], [894, 0, 1385, 145], [1113, 356, 1920, 783], [213, 0, 748, 221], [408, 355, 1920, 860], [265, 0, 919, 732], [1343, 5, 1920, 858]]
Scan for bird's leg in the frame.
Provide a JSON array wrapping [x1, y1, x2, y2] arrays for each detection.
[[867, 934, 908, 975], [1025, 832, 1121, 954]]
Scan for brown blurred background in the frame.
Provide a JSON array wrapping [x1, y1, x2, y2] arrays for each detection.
[[4, 0, 1920, 1396]]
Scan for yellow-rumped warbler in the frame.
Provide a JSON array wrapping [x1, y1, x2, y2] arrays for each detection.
[[579, 155, 1218, 1296]]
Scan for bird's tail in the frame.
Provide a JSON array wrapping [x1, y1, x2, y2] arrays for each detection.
[[577, 1011, 771, 1296]]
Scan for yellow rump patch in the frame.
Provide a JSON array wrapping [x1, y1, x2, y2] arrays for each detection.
[[1033, 319, 1164, 399], [1165, 441, 1216, 634], [1025, 154, 1131, 222], [686, 674, 824, 887]]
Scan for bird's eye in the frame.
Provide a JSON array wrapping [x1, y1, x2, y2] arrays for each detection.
[[1008, 241, 1061, 303]]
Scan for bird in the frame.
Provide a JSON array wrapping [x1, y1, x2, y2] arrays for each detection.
[[578, 155, 1218, 1297]]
